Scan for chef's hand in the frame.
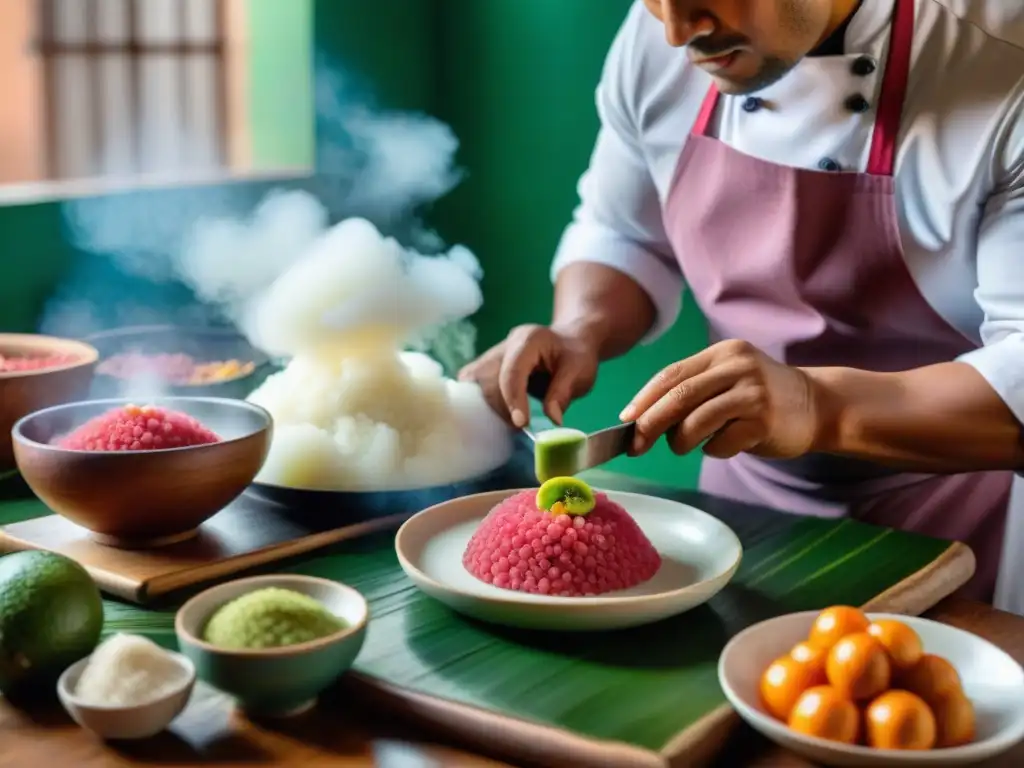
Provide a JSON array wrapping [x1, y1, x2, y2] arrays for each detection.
[[458, 324, 599, 429], [620, 340, 821, 460]]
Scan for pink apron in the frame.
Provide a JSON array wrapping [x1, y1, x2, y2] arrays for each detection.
[[661, 0, 1011, 601]]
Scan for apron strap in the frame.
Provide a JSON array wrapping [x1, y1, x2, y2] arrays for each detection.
[[692, 84, 721, 137], [866, 0, 915, 176], [691, 0, 915, 180]]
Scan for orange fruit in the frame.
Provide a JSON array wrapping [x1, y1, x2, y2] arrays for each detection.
[[867, 619, 924, 670], [932, 690, 976, 747], [790, 641, 828, 678], [808, 606, 870, 651], [897, 653, 963, 705], [826, 632, 892, 702], [787, 685, 860, 744], [865, 690, 937, 750], [760, 654, 828, 721]]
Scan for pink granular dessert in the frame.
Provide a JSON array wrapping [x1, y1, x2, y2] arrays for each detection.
[[56, 404, 221, 451], [462, 490, 661, 597]]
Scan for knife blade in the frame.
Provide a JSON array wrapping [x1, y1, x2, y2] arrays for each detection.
[[524, 370, 636, 473], [581, 421, 636, 471]]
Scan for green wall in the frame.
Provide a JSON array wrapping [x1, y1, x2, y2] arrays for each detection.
[[247, 0, 315, 169], [313, 0, 708, 487], [425, 1, 708, 488], [0, 203, 74, 333], [313, 0, 437, 114]]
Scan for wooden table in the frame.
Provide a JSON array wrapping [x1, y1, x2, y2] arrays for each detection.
[[2, 596, 1019, 768]]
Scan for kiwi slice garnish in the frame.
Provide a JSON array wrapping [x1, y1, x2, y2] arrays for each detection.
[[536, 477, 596, 517]]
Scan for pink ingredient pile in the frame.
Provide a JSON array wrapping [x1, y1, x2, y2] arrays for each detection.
[[0, 354, 81, 373], [56, 404, 221, 452], [97, 352, 199, 383], [462, 490, 661, 597]]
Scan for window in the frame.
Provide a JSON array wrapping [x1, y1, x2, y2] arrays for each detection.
[[0, 0, 311, 188], [36, 0, 229, 179]]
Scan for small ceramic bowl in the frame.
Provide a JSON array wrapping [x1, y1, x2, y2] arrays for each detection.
[[719, 611, 1024, 766], [57, 648, 196, 740], [174, 574, 369, 718]]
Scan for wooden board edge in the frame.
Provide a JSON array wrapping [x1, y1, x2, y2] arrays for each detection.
[[657, 541, 977, 764], [343, 672, 669, 768], [861, 541, 976, 614], [0, 529, 147, 601], [142, 513, 410, 598], [0, 513, 410, 604]]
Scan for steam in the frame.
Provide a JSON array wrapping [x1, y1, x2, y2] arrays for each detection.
[[42, 57, 512, 489], [176, 194, 483, 362], [313, 63, 464, 233], [47, 58, 482, 377]]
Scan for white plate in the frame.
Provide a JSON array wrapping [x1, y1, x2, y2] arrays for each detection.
[[718, 611, 1024, 766], [394, 488, 743, 631]]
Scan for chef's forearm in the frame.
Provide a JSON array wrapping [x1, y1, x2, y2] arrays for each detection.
[[806, 363, 1024, 473], [550, 262, 656, 360]]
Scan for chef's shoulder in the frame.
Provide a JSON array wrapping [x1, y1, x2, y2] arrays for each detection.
[[923, 1, 1024, 90], [599, 2, 706, 136], [933, 0, 1024, 46], [917, 0, 1024, 181]]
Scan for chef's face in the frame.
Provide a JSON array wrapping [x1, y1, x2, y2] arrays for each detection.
[[642, 0, 833, 95]]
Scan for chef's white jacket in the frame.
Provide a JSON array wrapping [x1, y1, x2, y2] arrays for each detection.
[[551, 0, 1024, 612]]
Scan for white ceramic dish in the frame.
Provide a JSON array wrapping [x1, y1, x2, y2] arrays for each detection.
[[718, 611, 1024, 766], [57, 648, 196, 740], [395, 488, 743, 631]]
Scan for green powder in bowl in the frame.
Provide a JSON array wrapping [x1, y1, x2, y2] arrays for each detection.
[[534, 427, 587, 482], [202, 587, 346, 650]]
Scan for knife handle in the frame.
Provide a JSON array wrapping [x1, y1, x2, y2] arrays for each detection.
[[527, 370, 553, 401]]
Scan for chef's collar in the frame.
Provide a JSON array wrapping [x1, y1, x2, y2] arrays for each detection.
[[808, 2, 861, 57], [844, 0, 899, 52]]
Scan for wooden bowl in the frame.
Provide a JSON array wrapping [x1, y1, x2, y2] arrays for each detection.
[[85, 324, 274, 400], [11, 397, 272, 548], [0, 333, 99, 471]]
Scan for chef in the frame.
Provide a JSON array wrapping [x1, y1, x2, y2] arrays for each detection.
[[459, 0, 1024, 611]]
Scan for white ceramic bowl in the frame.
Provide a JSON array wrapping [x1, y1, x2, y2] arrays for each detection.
[[718, 611, 1024, 766], [57, 648, 196, 740], [396, 488, 743, 631]]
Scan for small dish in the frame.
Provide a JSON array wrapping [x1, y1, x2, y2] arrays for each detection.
[[57, 648, 196, 740], [718, 611, 1024, 766], [395, 488, 743, 631], [175, 574, 369, 718]]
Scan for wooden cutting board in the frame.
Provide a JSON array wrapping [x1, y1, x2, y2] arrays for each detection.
[[0, 492, 408, 602]]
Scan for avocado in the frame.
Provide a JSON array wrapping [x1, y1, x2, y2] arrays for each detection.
[[0, 551, 104, 697]]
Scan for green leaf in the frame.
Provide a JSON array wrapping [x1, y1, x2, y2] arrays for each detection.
[[81, 473, 950, 751]]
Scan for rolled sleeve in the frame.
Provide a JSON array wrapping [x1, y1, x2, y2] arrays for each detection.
[[956, 111, 1024, 426], [550, 2, 684, 344], [552, 219, 683, 343]]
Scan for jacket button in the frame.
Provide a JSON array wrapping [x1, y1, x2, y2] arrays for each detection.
[[851, 56, 877, 76], [845, 94, 871, 114], [819, 158, 841, 172], [742, 96, 763, 113]]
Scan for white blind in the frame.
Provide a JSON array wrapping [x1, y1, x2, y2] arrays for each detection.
[[43, 0, 225, 179]]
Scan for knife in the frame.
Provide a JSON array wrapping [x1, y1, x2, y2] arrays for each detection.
[[524, 371, 636, 473]]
